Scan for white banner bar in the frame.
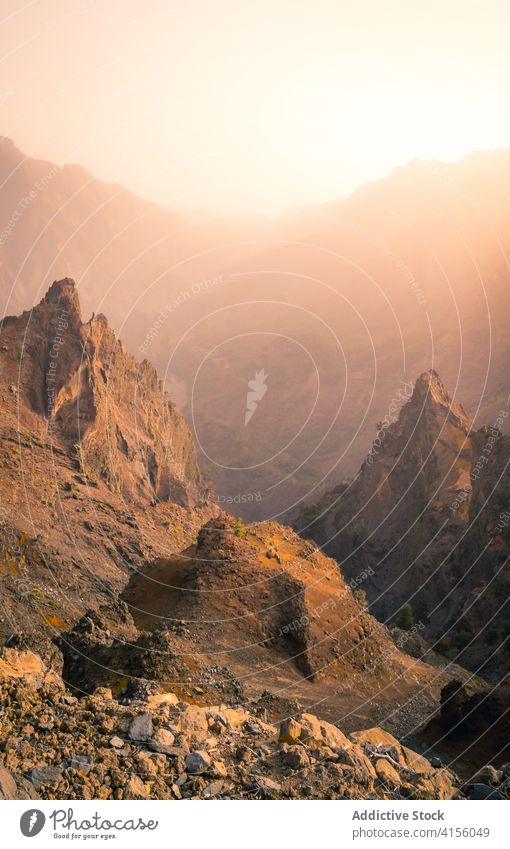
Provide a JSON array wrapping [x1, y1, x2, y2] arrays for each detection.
[[2, 799, 507, 848]]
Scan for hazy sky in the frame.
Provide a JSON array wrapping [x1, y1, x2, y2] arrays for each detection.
[[0, 0, 509, 212]]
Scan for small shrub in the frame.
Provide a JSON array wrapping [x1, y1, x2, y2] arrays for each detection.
[[234, 518, 246, 538], [353, 587, 368, 610], [395, 602, 415, 631]]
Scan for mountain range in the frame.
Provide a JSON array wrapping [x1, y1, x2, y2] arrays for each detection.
[[2, 138, 510, 519], [1, 132, 510, 800]]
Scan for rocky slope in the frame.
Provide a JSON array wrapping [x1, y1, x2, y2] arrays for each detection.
[[0, 279, 215, 650], [45, 510, 471, 760], [1, 647, 490, 801], [297, 370, 510, 678]]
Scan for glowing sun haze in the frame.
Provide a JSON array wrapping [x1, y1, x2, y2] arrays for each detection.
[[1, 0, 508, 213]]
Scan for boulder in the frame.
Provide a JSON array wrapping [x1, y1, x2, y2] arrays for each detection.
[[298, 713, 323, 745], [0, 649, 62, 690], [318, 719, 351, 750], [465, 783, 506, 800], [279, 718, 302, 745], [149, 728, 176, 755], [145, 692, 179, 710], [28, 765, 63, 789], [0, 765, 39, 800], [471, 765, 502, 786], [0, 765, 17, 800], [297, 714, 351, 750], [206, 706, 251, 731], [406, 768, 457, 800], [336, 746, 377, 784], [401, 745, 434, 776]]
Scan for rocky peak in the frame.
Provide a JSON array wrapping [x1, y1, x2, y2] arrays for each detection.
[[42, 277, 81, 316], [0, 279, 209, 509], [297, 368, 510, 670], [405, 370, 471, 431]]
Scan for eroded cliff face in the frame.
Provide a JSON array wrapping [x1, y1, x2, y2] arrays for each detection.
[[298, 371, 510, 677], [0, 278, 207, 507]]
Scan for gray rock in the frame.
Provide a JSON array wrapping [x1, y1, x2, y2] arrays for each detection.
[[109, 736, 124, 749], [28, 766, 63, 789], [185, 751, 211, 774], [202, 780, 224, 798], [128, 712, 153, 742], [67, 756, 92, 774]]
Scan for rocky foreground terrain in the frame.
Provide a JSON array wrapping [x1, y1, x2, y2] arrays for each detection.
[[2, 647, 508, 801]]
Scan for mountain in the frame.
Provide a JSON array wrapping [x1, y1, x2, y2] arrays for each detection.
[[144, 148, 510, 519], [297, 370, 510, 678], [0, 278, 214, 649], [0, 281, 447, 706], [2, 138, 510, 522], [0, 136, 274, 338], [0, 283, 455, 710], [0, 282, 506, 800]]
